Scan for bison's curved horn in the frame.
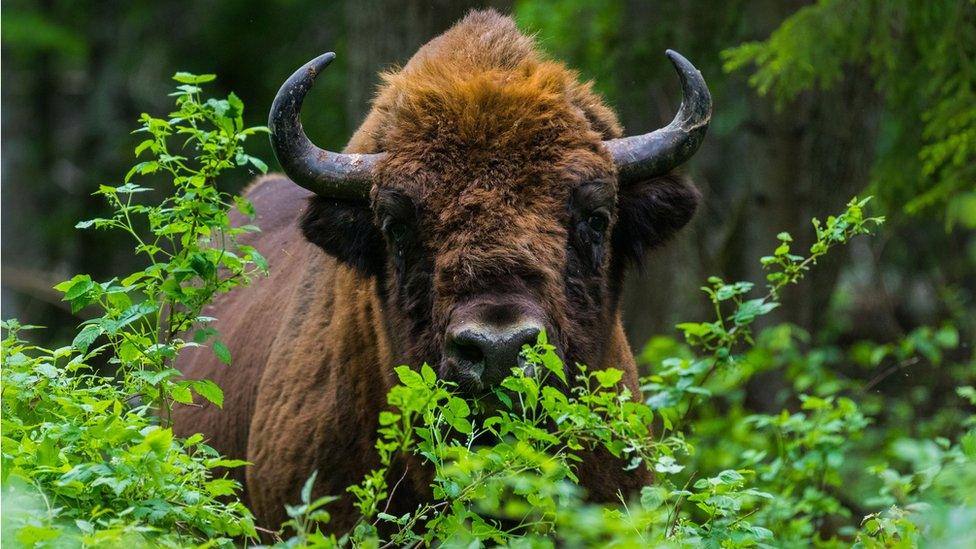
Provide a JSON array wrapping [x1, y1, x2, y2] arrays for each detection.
[[605, 50, 711, 183], [269, 52, 382, 200]]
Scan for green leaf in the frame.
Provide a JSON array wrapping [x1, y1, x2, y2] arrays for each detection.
[[206, 478, 239, 497], [539, 348, 566, 384], [72, 324, 103, 352], [677, 322, 713, 337], [74, 219, 98, 229], [733, 298, 779, 325], [134, 138, 155, 157], [447, 416, 472, 434], [110, 301, 157, 333], [717, 469, 745, 484], [227, 91, 244, 120], [194, 326, 218, 344], [395, 366, 424, 388], [493, 389, 513, 410], [213, 340, 232, 365], [960, 430, 976, 459], [250, 249, 268, 272], [246, 155, 268, 173], [655, 456, 684, 474], [170, 384, 193, 404], [205, 458, 250, 469], [421, 363, 437, 385], [173, 72, 216, 84], [58, 274, 95, 300], [144, 427, 174, 455], [234, 195, 256, 218], [124, 160, 160, 182], [640, 486, 667, 511], [16, 524, 61, 545], [301, 471, 318, 504], [593, 368, 623, 388], [193, 379, 224, 408], [447, 397, 470, 418]]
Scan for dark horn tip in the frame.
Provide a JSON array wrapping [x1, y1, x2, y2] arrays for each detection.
[[666, 49, 712, 122], [269, 52, 337, 133], [664, 49, 698, 75], [269, 51, 377, 201], [605, 49, 712, 182], [664, 49, 705, 91], [665, 50, 696, 80], [307, 51, 337, 75], [664, 49, 684, 64]]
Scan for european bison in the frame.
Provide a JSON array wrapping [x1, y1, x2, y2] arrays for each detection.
[[174, 9, 710, 532]]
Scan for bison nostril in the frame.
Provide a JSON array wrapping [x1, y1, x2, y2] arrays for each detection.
[[446, 330, 489, 367], [453, 341, 485, 365], [445, 323, 543, 390], [512, 327, 541, 350]]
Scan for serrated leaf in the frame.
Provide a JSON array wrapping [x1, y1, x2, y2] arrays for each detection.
[[72, 324, 103, 352], [61, 275, 95, 300], [734, 298, 779, 325], [193, 379, 224, 408], [227, 91, 244, 118], [234, 195, 256, 218], [593, 368, 623, 388], [395, 366, 424, 388], [206, 478, 238, 497], [717, 469, 745, 484], [961, 430, 976, 459], [205, 458, 250, 469], [170, 384, 193, 404], [213, 340, 231, 365]]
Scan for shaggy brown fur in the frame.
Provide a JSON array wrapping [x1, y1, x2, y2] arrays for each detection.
[[174, 10, 699, 532]]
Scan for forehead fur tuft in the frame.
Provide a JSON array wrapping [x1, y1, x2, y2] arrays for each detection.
[[348, 9, 621, 155]]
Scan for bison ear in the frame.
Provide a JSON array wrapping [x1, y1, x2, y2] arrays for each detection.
[[612, 173, 700, 267], [301, 196, 386, 277]]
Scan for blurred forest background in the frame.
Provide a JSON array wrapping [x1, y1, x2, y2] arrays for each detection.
[[2, 0, 974, 413]]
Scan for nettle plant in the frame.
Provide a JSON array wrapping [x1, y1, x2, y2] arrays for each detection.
[[1, 73, 267, 546], [62, 72, 269, 417], [275, 199, 909, 548]]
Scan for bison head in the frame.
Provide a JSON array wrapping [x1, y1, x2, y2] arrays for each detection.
[[268, 16, 710, 394]]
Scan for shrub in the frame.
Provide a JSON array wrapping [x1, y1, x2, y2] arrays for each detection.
[[274, 198, 973, 548], [2, 72, 267, 547]]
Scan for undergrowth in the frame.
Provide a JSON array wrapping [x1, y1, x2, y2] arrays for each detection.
[[2, 75, 974, 549]]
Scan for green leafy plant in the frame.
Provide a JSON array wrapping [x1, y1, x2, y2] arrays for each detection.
[[1, 321, 255, 547], [1, 72, 267, 547], [57, 71, 269, 420], [268, 197, 969, 549]]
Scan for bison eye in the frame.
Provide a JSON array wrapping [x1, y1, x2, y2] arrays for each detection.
[[586, 211, 610, 233], [382, 218, 410, 244]]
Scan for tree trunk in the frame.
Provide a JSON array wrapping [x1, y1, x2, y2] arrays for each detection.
[[344, 0, 512, 128]]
